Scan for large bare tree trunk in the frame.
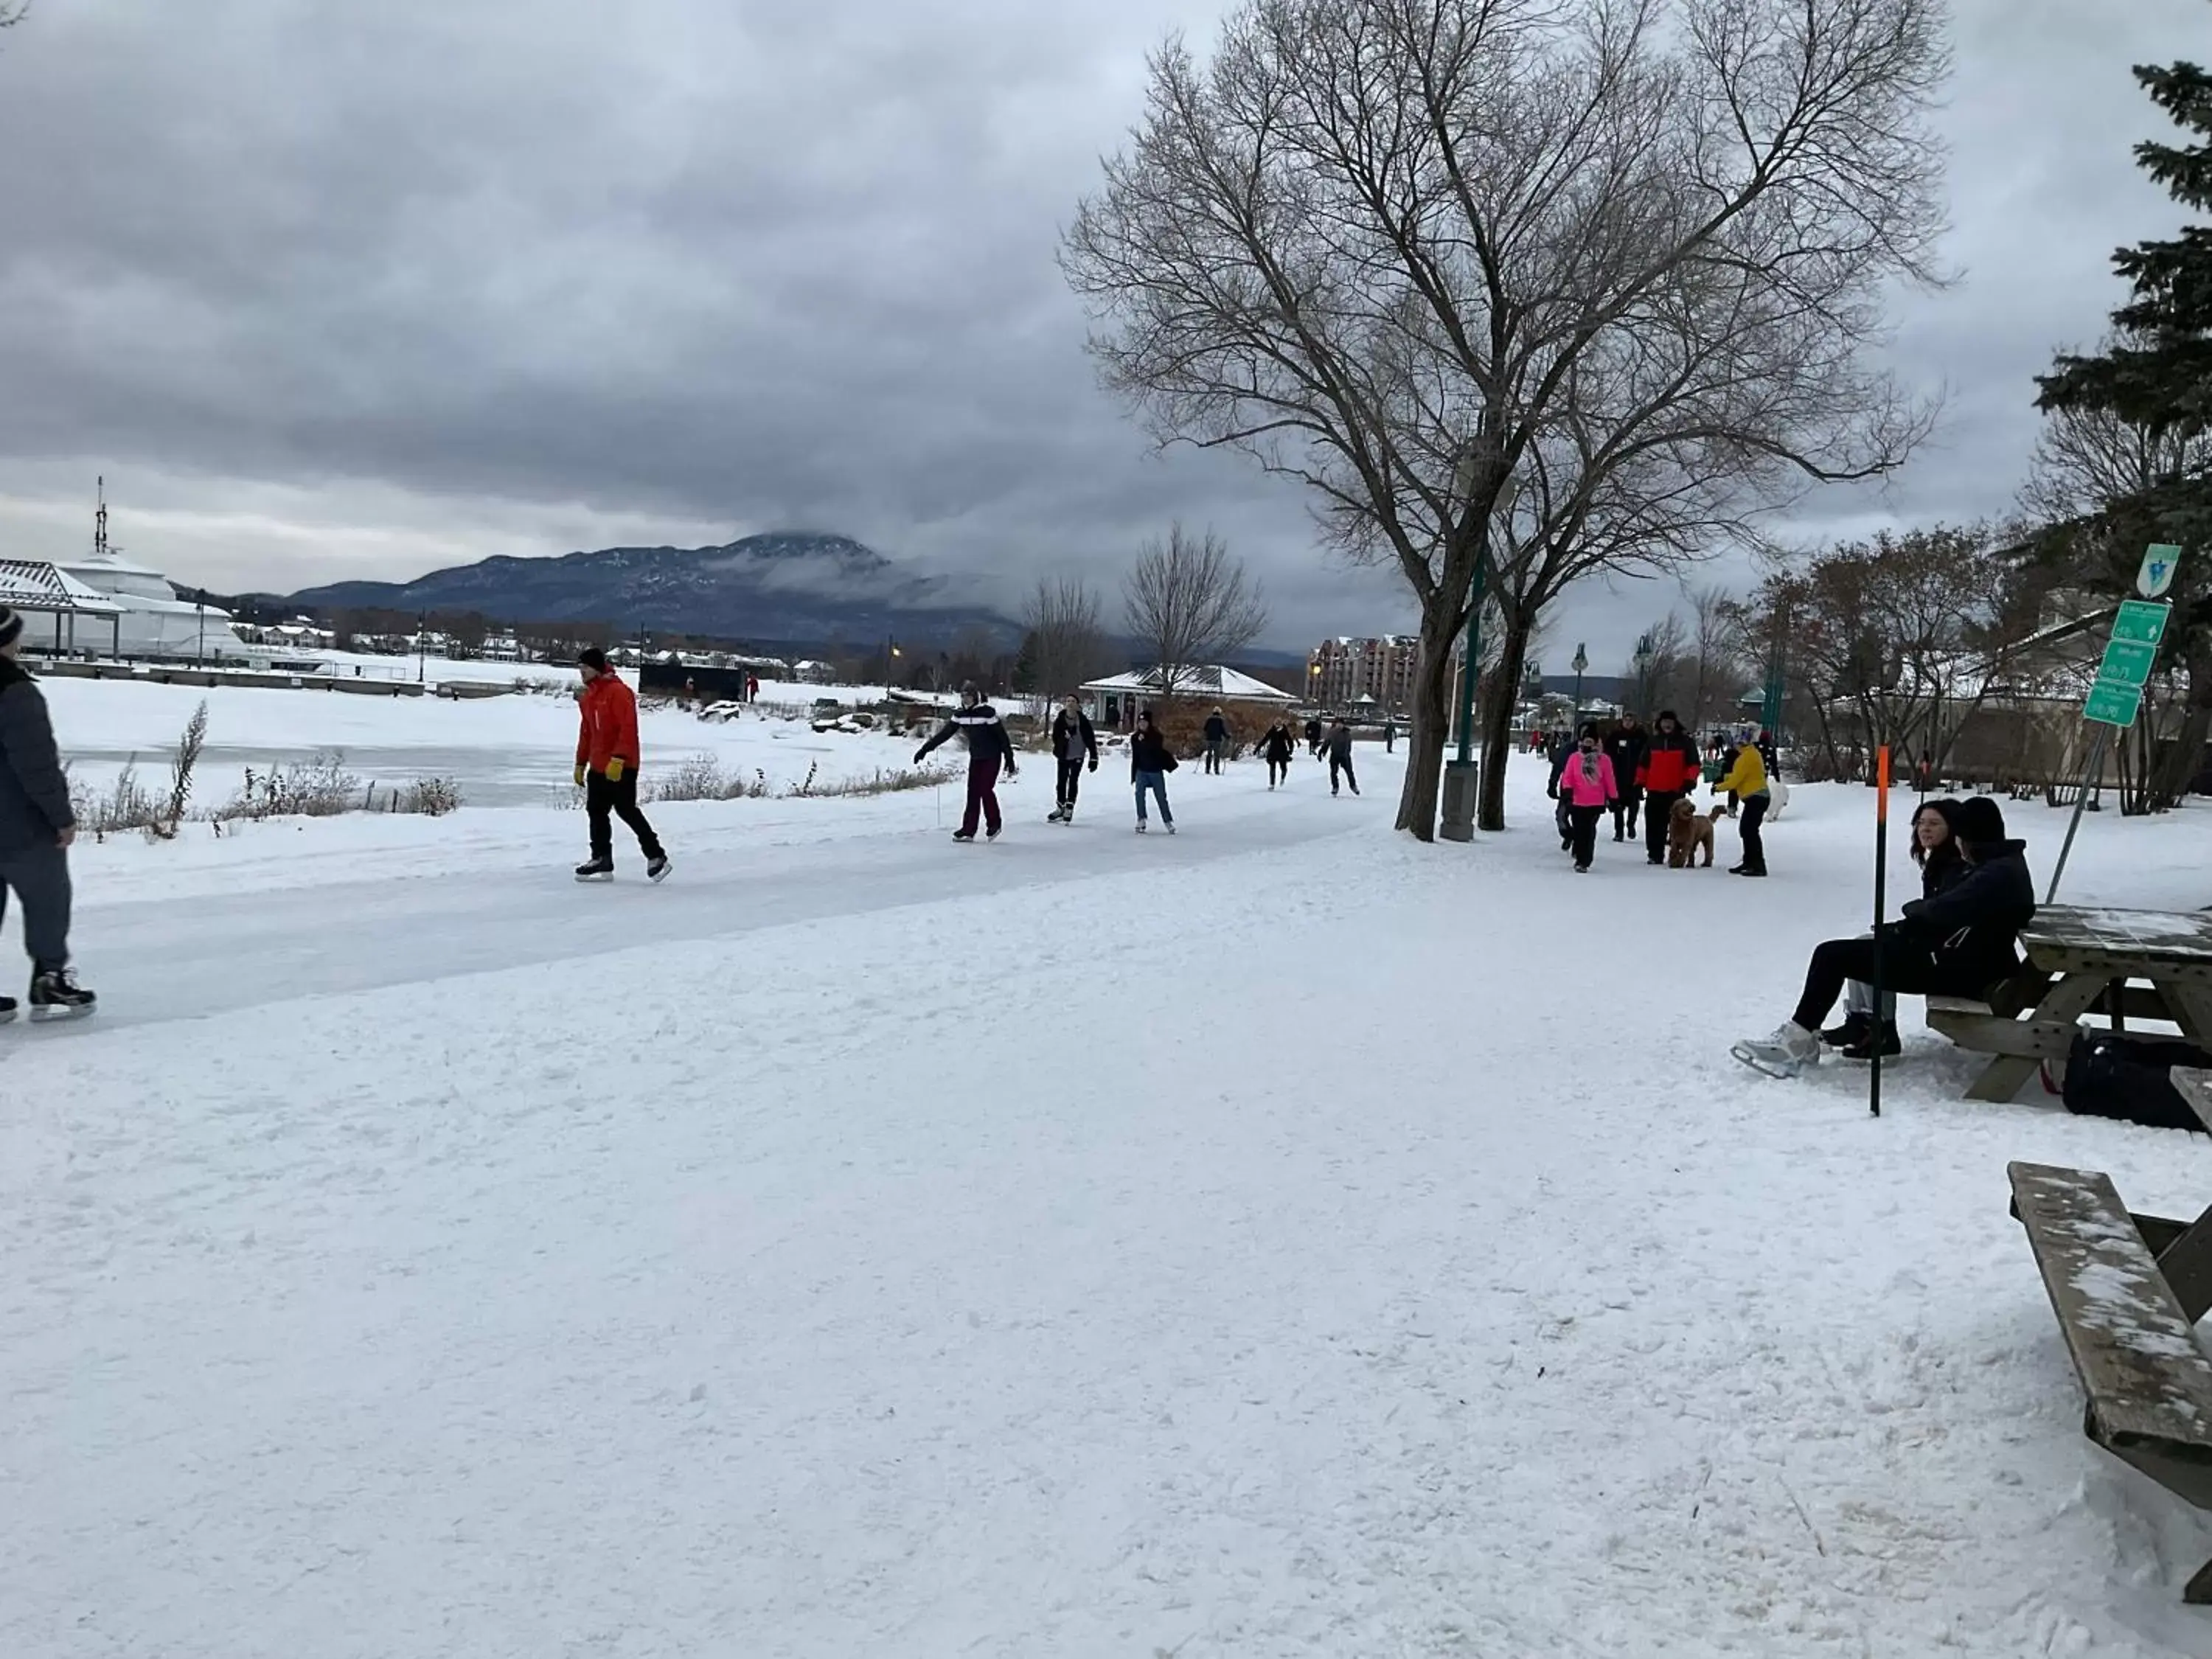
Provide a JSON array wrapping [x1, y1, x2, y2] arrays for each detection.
[[2152, 634, 2212, 812], [1475, 609, 1536, 832], [1394, 596, 1462, 841]]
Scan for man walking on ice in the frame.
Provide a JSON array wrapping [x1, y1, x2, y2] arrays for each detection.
[[917, 682, 1018, 842], [573, 647, 670, 883], [0, 607, 95, 1020]]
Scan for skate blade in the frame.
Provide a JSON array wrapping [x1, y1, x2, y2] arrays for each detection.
[[648, 864, 672, 884], [574, 872, 614, 883], [29, 1003, 95, 1023], [0, 1006, 15, 1026], [1728, 1043, 1800, 1079]]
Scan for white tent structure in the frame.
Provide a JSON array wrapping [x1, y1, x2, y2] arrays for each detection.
[[1079, 665, 1295, 707], [0, 560, 123, 656]]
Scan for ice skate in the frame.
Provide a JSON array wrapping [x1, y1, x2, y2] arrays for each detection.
[[574, 857, 614, 883], [1820, 1013, 1870, 1048], [951, 830, 975, 843], [1046, 806, 1066, 823], [1135, 821, 1148, 834], [1840, 1021, 1902, 1062], [1730, 1023, 1819, 1079], [0, 994, 15, 1026], [646, 854, 672, 883], [28, 967, 95, 1022], [986, 825, 1002, 841], [1165, 822, 1176, 835]]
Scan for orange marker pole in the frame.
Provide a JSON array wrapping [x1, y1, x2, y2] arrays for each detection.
[[1870, 745, 1891, 1119]]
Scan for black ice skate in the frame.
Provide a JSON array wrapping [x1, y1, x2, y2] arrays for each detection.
[[0, 994, 16, 1025], [574, 857, 614, 883], [646, 854, 672, 883], [29, 968, 95, 1021]]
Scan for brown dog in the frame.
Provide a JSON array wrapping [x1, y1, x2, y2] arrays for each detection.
[[1666, 797, 1726, 868]]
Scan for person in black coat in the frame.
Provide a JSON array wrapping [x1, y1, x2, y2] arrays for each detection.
[[1826, 799, 1967, 1055], [1047, 694, 1099, 823], [1604, 715, 1649, 842], [1736, 796, 2034, 1076], [1202, 707, 1231, 775], [0, 608, 94, 1020], [1304, 715, 1325, 758], [1259, 720, 1295, 789], [1130, 709, 1178, 832]]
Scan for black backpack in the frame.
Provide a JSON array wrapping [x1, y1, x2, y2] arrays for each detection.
[[2061, 1031, 2212, 1134]]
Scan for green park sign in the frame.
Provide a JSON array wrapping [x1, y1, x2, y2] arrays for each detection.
[[2083, 599, 2172, 729], [2084, 681, 2143, 729]]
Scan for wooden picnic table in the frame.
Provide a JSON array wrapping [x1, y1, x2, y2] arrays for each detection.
[[1929, 905, 2212, 1102]]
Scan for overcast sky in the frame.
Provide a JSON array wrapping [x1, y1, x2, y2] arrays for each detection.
[[0, 0, 2200, 661]]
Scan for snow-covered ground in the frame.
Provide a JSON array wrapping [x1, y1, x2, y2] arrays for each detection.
[[43, 673, 932, 810], [7, 750, 2212, 1657]]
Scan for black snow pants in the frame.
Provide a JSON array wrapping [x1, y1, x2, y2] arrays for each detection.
[[587, 769, 665, 863], [0, 841, 73, 972]]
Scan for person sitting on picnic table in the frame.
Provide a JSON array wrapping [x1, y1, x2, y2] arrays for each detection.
[[1733, 796, 2035, 1078]]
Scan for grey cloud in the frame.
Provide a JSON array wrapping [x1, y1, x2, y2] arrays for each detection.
[[0, 0, 2199, 654]]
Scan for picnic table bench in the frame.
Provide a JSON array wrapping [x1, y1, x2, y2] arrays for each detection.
[[1930, 906, 2212, 1102], [2009, 1069, 2212, 1601]]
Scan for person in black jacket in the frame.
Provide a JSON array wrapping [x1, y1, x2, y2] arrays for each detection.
[[1304, 714, 1324, 758], [1202, 707, 1230, 775], [1824, 799, 1966, 1056], [0, 608, 94, 1020], [1046, 694, 1098, 824], [1130, 709, 1177, 833], [1259, 720, 1295, 788], [916, 682, 1019, 842], [1604, 714, 1648, 842], [1324, 718, 1359, 796], [1735, 796, 2034, 1077]]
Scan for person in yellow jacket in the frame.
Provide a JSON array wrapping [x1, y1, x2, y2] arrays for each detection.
[[1713, 740, 1770, 877]]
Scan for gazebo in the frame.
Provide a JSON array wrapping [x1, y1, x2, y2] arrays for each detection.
[[1079, 665, 1296, 728], [0, 560, 122, 656]]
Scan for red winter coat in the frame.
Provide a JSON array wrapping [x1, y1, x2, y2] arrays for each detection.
[[1635, 730, 1702, 794], [577, 673, 642, 775]]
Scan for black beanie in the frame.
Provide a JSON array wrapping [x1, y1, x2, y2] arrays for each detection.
[[0, 605, 21, 650], [577, 646, 609, 672], [1955, 796, 2008, 846]]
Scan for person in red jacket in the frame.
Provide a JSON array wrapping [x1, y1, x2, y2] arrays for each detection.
[[1632, 709, 1702, 867], [573, 648, 670, 883]]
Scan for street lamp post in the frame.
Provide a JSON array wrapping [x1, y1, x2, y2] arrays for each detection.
[[417, 611, 426, 685], [1571, 642, 1588, 728], [1632, 632, 1654, 714]]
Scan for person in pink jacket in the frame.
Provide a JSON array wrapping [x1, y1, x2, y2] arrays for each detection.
[[1556, 726, 1618, 873]]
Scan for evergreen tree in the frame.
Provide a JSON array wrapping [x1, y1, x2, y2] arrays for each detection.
[[2034, 45, 2212, 810]]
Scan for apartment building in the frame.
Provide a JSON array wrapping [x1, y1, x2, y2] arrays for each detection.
[[1307, 634, 1422, 710]]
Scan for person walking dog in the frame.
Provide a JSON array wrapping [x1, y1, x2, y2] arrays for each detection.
[[0, 607, 95, 1019], [574, 647, 670, 883]]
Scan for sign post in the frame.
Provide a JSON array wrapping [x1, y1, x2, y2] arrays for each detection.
[[1871, 745, 1890, 1119], [2048, 592, 2174, 902]]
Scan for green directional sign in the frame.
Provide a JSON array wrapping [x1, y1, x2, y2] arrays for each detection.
[[2097, 636, 2160, 689], [2112, 598, 2173, 647], [2084, 681, 2143, 728]]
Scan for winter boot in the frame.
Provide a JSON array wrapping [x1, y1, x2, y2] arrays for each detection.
[[1841, 1021, 1902, 1062], [1820, 1012, 1871, 1049], [1730, 1022, 1820, 1079], [29, 967, 95, 1021], [646, 854, 672, 883], [574, 857, 614, 883]]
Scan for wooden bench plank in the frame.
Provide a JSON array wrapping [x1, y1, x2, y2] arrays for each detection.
[[1925, 1009, 2076, 1060], [2008, 1163, 2212, 1492], [2179, 1070, 2212, 1137]]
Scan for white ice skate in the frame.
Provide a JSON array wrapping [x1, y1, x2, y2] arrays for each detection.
[[1135, 821, 1148, 834], [1731, 1023, 1820, 1079]]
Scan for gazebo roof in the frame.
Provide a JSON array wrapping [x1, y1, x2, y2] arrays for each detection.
[[0, 560, 122, 614], [1079, 664, 1295, 703]]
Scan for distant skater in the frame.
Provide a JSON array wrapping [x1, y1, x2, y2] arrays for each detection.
[[1203, 706, 1230, 775], [1048, 692, 1098, 824], [1304, 715, 1324, 758], [1130, 709, 1178, 834], [1325, 718, 1359, 796], [573, 647, 670, 883], [1259, 720, 1295, 789], [0, 607, 94, 1020], [917, 681, 1019, 842]]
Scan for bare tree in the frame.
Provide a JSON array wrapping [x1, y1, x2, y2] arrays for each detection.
[[1686, 586, 1753, 731], [1620, 612, 1688, 720], [1063, 0, 1947, 837], [1122, 524, 1270, 699], [1020, 576, 1117, 703]]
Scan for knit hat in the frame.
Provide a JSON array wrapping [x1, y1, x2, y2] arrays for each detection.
[[0, 606, 21, 650], [1955, 796, 2008, 846], [576, 646, 609, 672]]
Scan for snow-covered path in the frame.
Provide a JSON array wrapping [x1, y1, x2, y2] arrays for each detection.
[[8, 755, 2212, 1657]]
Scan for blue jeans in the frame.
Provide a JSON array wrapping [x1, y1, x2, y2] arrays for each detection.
[[1134, 771, 1172, 824]]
